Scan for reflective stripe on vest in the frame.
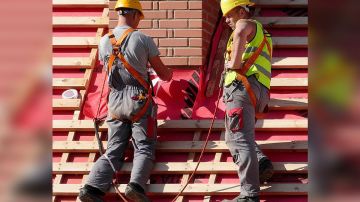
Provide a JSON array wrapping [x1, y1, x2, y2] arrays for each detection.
[[224, 20, 272, 88]]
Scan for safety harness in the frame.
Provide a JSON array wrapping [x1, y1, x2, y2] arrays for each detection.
[[230, 34, 272, 115], [107, 27, 153, 122]]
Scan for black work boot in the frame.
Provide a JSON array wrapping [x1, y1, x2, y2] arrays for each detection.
[[125, 182, 151, 202], [222, 195, 260, 202], [259, 157, 274, 183], [79, 185, 105, 202]]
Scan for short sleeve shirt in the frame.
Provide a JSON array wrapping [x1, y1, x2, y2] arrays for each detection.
[[99, 25, 160, 81]]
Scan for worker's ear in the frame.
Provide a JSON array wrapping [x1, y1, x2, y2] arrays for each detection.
[[238, 7, 246, 17]]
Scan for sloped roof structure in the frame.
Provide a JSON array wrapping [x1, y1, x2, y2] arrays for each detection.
[[52, 0, 308, 201]]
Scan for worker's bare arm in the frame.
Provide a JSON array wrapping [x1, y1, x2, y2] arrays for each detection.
[[149, 55, 173, 81], [226, 20, 253, 70]]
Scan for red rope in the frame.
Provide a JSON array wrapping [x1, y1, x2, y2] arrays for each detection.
[[93, 65, 129, 202], [171, 88, 223, 202]]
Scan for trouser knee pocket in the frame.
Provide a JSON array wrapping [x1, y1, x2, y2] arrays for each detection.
[[226, 107, 244, 132]]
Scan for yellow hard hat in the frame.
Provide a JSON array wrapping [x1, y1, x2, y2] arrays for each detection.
[[115, 0, 144, 20], [220, 0, 255, 16]]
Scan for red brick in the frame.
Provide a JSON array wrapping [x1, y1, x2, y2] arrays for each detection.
[[138, 20, 152, 29], [159, 1, 187, 10], [189, 1, 202, 9], [167, 10, 174, 19], [159, 20, 188, 28], [167, 48, 173, 56], [203, 32, 212, 43], [152, 20, 159, 28], [141, 29, 167, 37], [189, 38, 202, 47], [158, 48, 167, 56], [167, 30, 174, 37], [143, 10, 167, 19], [159, 38, 188, 47], [174, 29, 202, 37], [204, 12, 218, 25], [202, 48, 208, 56], [161, 57, 188, 66], [152, 1, 158, 10], [189, 19, 202, 28], [140, 1, 153, 10], [153, 38, 159, 46], [174, 48, 202, 56], [203, 40, 211, 49], [174, 10, 202, 19], [203, 21, 215, 33], [189, 57, 203, 66]]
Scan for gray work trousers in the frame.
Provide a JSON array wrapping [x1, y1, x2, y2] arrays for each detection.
[[87, 86, 157, 193], [223, 75, 269, 197]]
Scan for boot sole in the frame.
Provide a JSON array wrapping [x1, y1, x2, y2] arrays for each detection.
[[125, 188, 150, 202], [79, 194, 103, 202]]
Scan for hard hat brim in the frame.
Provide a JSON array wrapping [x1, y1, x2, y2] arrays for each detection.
[[222, 2, 256, 16]]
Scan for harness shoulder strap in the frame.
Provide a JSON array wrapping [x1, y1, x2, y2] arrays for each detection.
[[107, 28, 134, 73]]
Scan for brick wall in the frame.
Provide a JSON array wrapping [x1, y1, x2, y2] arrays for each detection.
[[109, 0, 220, 68]]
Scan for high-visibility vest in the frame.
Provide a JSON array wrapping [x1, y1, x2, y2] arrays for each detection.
[[224, 20, 272, 89]]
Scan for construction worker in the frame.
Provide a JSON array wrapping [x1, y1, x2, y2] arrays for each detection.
[[79, 0, 172, 201], [220, 0, 274, 201]]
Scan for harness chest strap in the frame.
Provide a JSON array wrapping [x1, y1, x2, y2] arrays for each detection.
[[107, 28, 153, 122]]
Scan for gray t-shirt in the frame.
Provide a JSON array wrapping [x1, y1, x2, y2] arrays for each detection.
[[99, 25, 160, 89]]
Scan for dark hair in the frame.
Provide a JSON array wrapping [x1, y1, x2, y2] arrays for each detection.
[[118, 8, 137, 16]]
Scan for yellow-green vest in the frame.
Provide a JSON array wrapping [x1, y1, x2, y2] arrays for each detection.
[[224, 20, 272, 89]]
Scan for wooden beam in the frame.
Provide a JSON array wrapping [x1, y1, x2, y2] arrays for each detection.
[[53, 119, 308, 132], [272, 57, 307, 69], [271, 78, 308, 89], [269, 98, 307, 110], [53, 57, 92, 69], [53, 110, 82, 202], [204, 131, 225, 202], [53, 99, 81, 110], [52, 37, 98, 48], [53, 140, 308, 152], [53, 183, 308, 196], [53, 162, 308, 174], [273, 37, 307, 48], [255, 17, 307, 28], [52, 0, 108, 8], [53, 78, 87, 90], [53, 17, 108, 28], [52, 98, 306, 111], [253, 0, 308, 7], [176, 131, 201, 202]]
